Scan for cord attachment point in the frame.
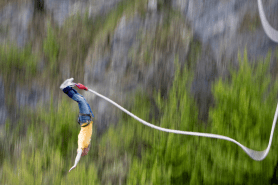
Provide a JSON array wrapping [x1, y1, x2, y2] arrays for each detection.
[[76, 83, 88, 90]]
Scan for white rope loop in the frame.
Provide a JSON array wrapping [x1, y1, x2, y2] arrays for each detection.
[[88, 89, 278, 161], [257, 0, 278, 43]]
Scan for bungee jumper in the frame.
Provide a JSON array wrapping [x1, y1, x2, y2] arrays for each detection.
[[60, 78, 93, 172]]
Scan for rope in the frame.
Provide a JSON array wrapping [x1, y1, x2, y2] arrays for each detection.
[[257, 0, 278, 42], [88, 89, 278, 161]]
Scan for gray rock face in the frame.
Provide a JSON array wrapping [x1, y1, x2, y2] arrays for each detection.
[[15, 84, 50, 109], [84, 15, 144, 133], [0, 77, 7, 125], [45, 0, 123, 27], [44, 0, 88, 27], [0, 0, 124, 46], [191, 46, 218, 121], [85, 13, 191, 133], [148, 0, 157, 12], [171, 0, 278, 121], [0, 0, 124, 125], [172, 0, 278, 63], [0, 2, 33, 47]]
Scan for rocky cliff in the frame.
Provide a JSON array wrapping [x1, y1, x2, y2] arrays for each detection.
[[84, 11, 191, 133], [0, 0, 278, 129]]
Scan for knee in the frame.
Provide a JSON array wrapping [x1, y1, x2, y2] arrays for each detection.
[[76, 95, 86, 103]]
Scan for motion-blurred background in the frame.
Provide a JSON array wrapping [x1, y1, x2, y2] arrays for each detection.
[[1, 0, 278, 184]]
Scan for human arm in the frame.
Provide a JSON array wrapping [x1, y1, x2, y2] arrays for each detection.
[[69, 149, 83, 172]]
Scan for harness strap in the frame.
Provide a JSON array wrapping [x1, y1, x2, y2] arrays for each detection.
[[81, 121, 91, 127], [79, 113, 92, 117], [78, 113, 93, 127]]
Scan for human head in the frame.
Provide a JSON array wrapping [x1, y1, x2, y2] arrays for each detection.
[[81, 143, 91, 156]]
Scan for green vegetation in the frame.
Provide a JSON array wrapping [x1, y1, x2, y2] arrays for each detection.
[[94, 51, 278, 184], [207, 49, 278, 184], [43, 22, 60, 75], [124, 60, 203, 184], [1, 97, 99, 184], [0, 43, 38, 79], [1, 49, 278, 184]]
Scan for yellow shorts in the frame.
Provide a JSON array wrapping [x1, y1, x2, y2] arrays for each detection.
[[78, 121, 93, 151]]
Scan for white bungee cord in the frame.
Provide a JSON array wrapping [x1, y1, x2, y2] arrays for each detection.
[[67, 1, 277, 171], [88, 88, 278, 161], [257, 0, 278, 43], [72, 0, 278, 165]]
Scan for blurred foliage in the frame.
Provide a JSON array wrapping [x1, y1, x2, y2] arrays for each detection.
[[1, 48, 278, 184], [124, 58, 202, 184], [95, 51, 278, 184], [43, 22, 60, 75], [207, 49, 278, 184], [0, 43, 38, 80], [1, 97, 99, 185]]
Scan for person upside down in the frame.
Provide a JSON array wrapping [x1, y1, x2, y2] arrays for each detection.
[[60, 78, 93, 172]]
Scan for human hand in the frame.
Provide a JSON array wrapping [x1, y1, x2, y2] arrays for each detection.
[[69, 149, 82, 172], [69, 165, 76, 172]]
